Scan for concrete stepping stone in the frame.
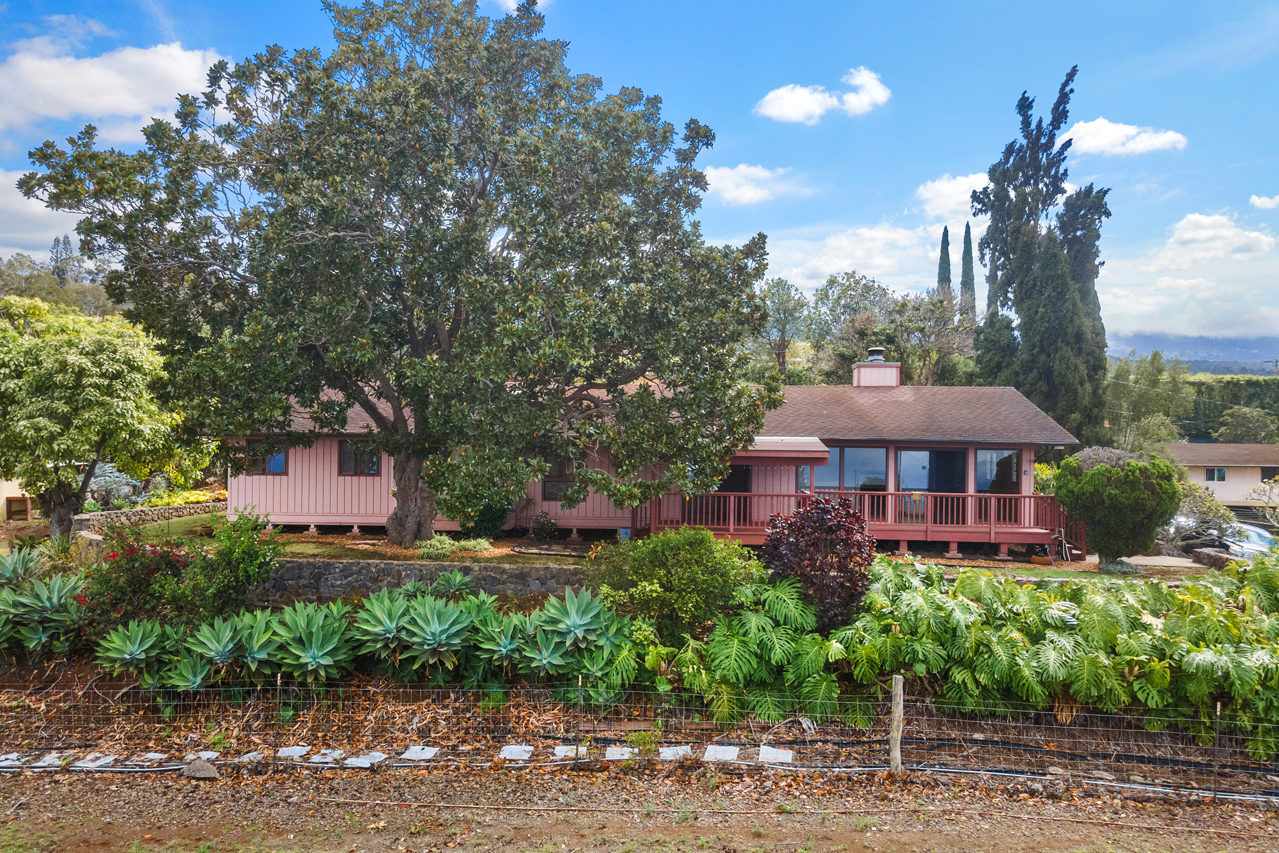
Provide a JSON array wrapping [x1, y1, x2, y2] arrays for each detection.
[[498, 745, 534, 761], [184, 751, 220, 761], [604, 746, 635, 761], [0, 753, 27, 768], [553, 745, 587, 759], [343, 751, 388, 768], [400, 746, 439, 761], [31, 752, 70, 768], [235, 752, 265, 763], [701, 745, 740, 762], [123, 753, 169, 766], [73, 753, 117, 770], [309, 749, 345, 764], [277, 745, 311, 759], [758, 745, 794, 764], [658, 745, 692, 761]]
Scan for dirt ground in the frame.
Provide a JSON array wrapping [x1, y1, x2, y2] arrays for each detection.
[[2, 763, 1275, 853]]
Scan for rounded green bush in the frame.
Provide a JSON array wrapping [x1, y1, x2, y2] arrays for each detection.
[[586, 527, 764, 643], [1054, 448, 1181, 564]]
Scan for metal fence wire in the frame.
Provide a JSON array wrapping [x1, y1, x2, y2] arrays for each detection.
[[1, 682, 1276, 797]]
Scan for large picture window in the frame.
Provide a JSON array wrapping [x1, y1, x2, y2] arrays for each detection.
[[976, 449, 1020, 494], [896, 449, 966, 493], [338, 440, 380, 477], [248, 439, 287, 475], [813, 447, 887, 491]]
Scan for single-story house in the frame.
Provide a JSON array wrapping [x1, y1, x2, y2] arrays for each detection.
[[1163, 443, 1279, 508], [228, 351, 1085, 557]]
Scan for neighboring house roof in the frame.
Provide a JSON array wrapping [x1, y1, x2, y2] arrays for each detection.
[[761, 385, 1079, 446], [1163, 443, 1279, 467], [732, 436, 830, 467]]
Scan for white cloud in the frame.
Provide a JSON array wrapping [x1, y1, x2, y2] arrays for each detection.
[[1251, 194, 1279, 210], [1149, 213, 1274, 270], [754, 66, 890, 125], [704, 164, 812, 206], [768, 222, 940, 290], [1064, 117, 1187, 156], [915, 172, 989, 221], [0, 169, 82, 258], [493, 0, 552, 11], [1099, 212, 1278, 336], [0, 37, 225, 142]]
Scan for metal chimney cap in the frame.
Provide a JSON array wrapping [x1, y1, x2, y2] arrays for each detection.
[[866, 347, 886, 363]]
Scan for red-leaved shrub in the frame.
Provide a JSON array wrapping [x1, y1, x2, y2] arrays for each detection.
[[760, 496, 875, 633]]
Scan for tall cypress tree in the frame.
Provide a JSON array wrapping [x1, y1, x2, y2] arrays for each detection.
[[958, 222, 976, 324], [969, 66, 1108, 440], [935, 226, 953, 305]]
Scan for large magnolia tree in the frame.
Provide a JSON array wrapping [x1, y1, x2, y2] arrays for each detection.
[[0, 298, 179, 537], [22, 0, 778, 546]]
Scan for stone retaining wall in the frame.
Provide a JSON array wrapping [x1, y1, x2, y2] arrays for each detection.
[[253, 558, 585, 605], [71, 502, 227, 535]]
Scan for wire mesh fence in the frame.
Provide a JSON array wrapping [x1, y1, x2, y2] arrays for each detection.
[[2, 680, 1277, 796]]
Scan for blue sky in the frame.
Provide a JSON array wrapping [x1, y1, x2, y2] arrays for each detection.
[[1, 0, 1277, 339]]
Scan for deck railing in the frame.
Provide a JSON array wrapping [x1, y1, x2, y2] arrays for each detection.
[[650, 490, 1086, 555]]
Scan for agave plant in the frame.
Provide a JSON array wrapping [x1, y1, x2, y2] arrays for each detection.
[[187, 616, 246, 667], [237, 609, 280, 675], [475, 613, 528, 670], [0, 547, 43, 587], [430, 569, 476, 599], [352, 589, 412, 661], [403, 596, 473, 671], [163, 650, 213, 691], [537, 588, 605, 651], [521, 631, 569, 677], [274, 602, 354, 683], [98, 620, 167, 674], [13, 575, 81, 628]]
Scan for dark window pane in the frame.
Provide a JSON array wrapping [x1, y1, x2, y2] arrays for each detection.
[[542, 480, 569, 501], [265, 451, 287, 474], [361, 448, 379, 477], [796, 466, 811, 493], [976, 449, 1019, 494], [815, 449, 841, 490], [1262, 467, 1279, 481], [931, 449, 967, 493], [843, 447, 887, 491], [339, 440, 355, 475]]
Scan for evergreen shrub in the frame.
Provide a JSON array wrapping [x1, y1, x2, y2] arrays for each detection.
[[587, 527, 764, 642], [1054, 447, 1181, 566]]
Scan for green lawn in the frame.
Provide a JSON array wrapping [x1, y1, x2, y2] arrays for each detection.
[[135, 510, 225, 541]]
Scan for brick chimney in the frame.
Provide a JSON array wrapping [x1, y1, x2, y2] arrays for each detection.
[[851, 347, 901, 386]]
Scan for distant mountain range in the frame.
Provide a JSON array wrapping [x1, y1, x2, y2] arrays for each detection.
[[1108, 333, 1279, 375]]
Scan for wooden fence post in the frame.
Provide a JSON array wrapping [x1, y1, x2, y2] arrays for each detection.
[[890, 674, 904, 776]]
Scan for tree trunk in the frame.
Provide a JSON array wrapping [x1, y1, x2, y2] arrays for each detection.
[[386, 453, 436, 547], [40, 482, 82, 540]]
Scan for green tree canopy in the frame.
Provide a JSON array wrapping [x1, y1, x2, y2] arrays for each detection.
[[958, 221, 976, 326], [757, 277, 808, 378], [805, 271, 893, 353], [1213, 406, 1279, 444], [0, 297, 181, 536], [21, 1, 778, 546], [1104, 351, 1192, 449]]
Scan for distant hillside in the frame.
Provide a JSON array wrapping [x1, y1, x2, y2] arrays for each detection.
[[1109, 333, 1279, 374]]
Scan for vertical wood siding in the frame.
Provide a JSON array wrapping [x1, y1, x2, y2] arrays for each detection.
[[228, 438, 394, 525]]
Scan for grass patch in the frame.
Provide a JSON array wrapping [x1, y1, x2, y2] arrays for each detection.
[[135, 511, 225, 542]]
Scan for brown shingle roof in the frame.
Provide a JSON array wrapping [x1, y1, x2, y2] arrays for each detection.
[[1163, 443, 1279, 467], [762, 385, 1078, 446]]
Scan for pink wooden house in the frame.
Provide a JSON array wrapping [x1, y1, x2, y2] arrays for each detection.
[[228, 351, 1085, 557]]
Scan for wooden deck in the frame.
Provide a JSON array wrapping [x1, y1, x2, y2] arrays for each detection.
[[646, 491, 1087, 556]]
